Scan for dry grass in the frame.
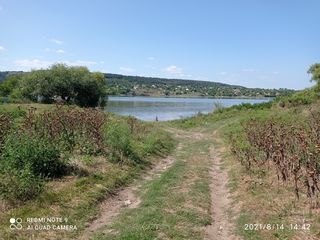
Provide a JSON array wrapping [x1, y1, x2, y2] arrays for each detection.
[[223, 141, 320, 240]]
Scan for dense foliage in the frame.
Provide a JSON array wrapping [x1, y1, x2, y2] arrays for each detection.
[[0, 64, 107, 107]]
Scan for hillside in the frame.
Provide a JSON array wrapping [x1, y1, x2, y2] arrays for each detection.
[[105, 74, 294, 98], [0, 71, 294, 99]]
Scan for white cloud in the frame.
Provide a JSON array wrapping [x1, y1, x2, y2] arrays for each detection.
[[14, 59, 52, 69], [183, 74, 192, 78], [56, 49, 65, 54], [44, 48, 51, 52], [66, 60, 97, 66], [272, 71, 280, 75], [119, 67, 135, 73], [218, 71, 227, 75], [14, 59, 98, 70], [147, 56, 155, 61], [163, 65, 183, 75], [0, 46, 5, 51], [242, 68, 257, 72], [51, 39, 63, 45]]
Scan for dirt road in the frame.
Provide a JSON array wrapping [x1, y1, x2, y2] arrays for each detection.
[[81, 126, 239, 240]]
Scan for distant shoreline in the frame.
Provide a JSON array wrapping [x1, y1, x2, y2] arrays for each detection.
[[108, 95, 275, 100]]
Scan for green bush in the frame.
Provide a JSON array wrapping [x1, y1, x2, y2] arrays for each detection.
[[1, 132, 65, 178], [104, 120, 140, 163], [143, 130, 174, 156], [0, 113, 12, 147], [0, 167, 44, 202], [275, 88, 318, 107], [0, 107, 26, 119], [225, 101, 273, 112]]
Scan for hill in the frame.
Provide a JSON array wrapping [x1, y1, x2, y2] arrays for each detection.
[[105, 73, 294, 98]]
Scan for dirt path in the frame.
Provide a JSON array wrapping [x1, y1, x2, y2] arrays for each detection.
[[205, 131, 239, 240], [80, 127, 239, 240], [80, 144, 181, 240]]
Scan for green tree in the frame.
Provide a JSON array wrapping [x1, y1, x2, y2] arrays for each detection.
[[308, 63, 320, 90], [15, 64, 107, 107], [74, 71, 107, 107], [0, 75, 21, 96]]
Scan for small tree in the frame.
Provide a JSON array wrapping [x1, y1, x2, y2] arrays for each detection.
[[308, 63, 320, 91], [16, 64, 107, 107]]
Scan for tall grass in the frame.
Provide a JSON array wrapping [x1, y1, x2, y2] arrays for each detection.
[[228, 109, 320, 208], [0, 105, 173, 204]]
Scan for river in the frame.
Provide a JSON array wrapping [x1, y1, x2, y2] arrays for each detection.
[[105, 96, 271, 121]]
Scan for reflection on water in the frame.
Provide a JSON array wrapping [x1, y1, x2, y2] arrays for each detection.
[[105, 96, 271, 121]]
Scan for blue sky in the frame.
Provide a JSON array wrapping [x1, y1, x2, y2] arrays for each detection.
[[0, 0, 319, 89]]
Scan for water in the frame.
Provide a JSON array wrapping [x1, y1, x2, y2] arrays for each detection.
[[105, 96, 271, 121]]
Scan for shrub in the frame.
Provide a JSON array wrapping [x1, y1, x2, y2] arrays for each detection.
[[104, 120, 140, 163], [0, 107, 26, 119], [0, 113, 12, 147], [1, 132, 65, 178], [0, 167, 44, 202], [276, 88, 318, 107], [229, 112, 320, 206], [143, 130, 174, 156], [23, 106, 106, 153]]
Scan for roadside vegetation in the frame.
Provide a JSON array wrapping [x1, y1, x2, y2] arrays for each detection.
[[227, 64, 320, 205], [0, 104, 174, 239]]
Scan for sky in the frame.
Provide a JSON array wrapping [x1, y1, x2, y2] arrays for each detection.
[[0, 0, 319, 90]]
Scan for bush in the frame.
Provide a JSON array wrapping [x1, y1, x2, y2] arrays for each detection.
[[1, 132, 65, 178], [0, 107, 26, 119], [0, 113, 12, 147], [104, 120, 140, 163], [143, 130, 174, 156], [229, 101, 273, 111], [23, 106, 106, 153], [9, 64, 107, 107], [0, 167, 44, 202], [276, 88, 318, 107], [229, 111, 320, 204]]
